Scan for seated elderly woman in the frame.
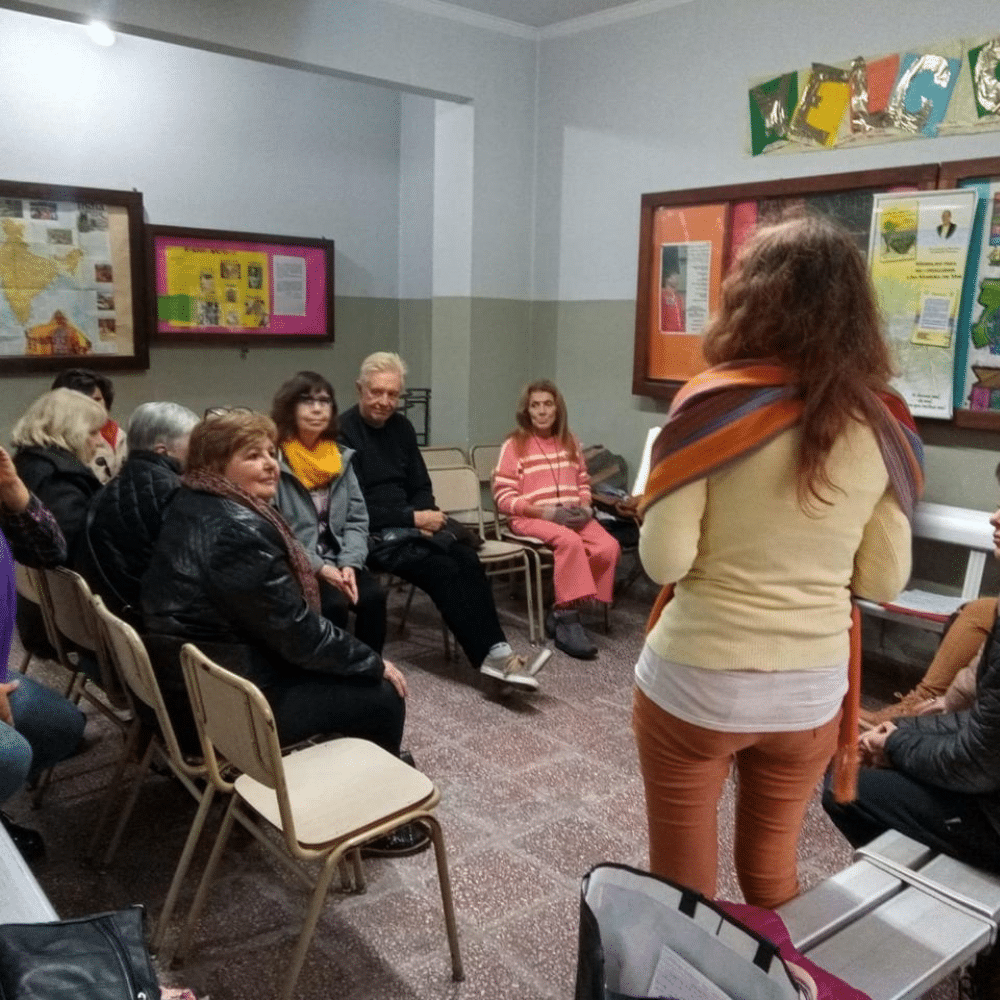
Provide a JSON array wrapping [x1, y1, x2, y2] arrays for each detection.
[[271, 371, 387, 653], [140, 410, 424, 853], [11, 388, 105, 561], [51, 368, 126, 483], [77, 401, 199, 626], [1, 446, 86, 862], [493, 379, 620, 659], [11, 388, 106, 661]]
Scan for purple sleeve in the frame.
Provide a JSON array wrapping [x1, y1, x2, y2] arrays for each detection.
[[0, 493, 69, 568]]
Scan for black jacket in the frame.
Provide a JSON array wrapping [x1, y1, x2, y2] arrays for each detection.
[[141, 486, 383, 699], [76, 451, 183, 622], [13, 445, 101, 563], [338, 405, 436, 532], [887, 614, 1000, 835]]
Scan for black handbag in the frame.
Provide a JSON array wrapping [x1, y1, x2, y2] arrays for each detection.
[[0, 905, 161, 1000]]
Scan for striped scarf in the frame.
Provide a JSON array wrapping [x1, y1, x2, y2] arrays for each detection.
[[641, 360, 924, 803]]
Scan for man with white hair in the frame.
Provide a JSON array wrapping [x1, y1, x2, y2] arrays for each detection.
[[339, 352, 550, 691]]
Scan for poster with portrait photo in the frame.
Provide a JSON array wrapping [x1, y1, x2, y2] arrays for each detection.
[[659, 241, 712, 336]]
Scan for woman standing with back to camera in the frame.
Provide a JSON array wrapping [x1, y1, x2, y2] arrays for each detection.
[[632, 215, 924, 909]]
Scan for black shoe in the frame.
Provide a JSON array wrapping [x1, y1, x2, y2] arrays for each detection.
[[553, 611, 598, 660], [361, 822, 431, 857], [399, 749, 416, 768], [1, 811, 45, 863]]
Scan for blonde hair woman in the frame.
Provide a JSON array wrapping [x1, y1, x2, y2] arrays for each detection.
[[11, 388, 105, 559]]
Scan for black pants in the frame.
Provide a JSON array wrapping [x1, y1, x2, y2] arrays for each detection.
[[822, 767, 1000, 873], [319, 566, 387, 653], [369, 539, 505, 667], [265, 672, 405, 756]]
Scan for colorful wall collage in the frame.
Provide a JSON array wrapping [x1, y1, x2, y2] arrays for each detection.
[[748, 34, 1000, 156]]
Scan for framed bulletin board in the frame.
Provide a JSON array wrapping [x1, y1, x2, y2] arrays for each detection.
[[938, 157, 1000, 430], [0, 179, 147, 373], [148, 225, 334, 345], [633, 165, 939, 401]]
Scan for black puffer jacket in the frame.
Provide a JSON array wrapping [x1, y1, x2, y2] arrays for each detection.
[[76, 451, 182, 622], [142, 487, 382, 693], [887, 613, 1000, 835], [13, 445, 101, 562]]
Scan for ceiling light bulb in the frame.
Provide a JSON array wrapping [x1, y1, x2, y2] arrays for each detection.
[[86, 21, 115, 46]]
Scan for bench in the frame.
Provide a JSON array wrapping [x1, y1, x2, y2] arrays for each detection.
[[859, 501, 994, 635], [0, 821, 57, 924], [779, 829, 1000, 1000]]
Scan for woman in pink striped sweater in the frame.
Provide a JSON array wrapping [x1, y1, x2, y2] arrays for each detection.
[[493, 380, 620, 659]]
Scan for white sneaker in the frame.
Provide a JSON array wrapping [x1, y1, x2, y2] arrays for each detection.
[[479, 653, 540, 691]]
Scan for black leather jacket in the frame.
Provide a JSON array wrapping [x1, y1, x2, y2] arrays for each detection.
[[13, 445, 101, 562], [141, 487, 383, 696], [76, 450, 183, 621], [887, 613, 1000, 835]]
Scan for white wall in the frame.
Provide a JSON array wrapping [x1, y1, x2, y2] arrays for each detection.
[[5, 0, 541, 300], [535, 0, 1000, 302], [533, 0, 1000, 494], [0, 7, 403, 298]]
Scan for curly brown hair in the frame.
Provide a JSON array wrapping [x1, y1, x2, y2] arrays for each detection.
[[702, 214, 894, 507], [509, 379, 577, 461], [270, 371, 338, 443]]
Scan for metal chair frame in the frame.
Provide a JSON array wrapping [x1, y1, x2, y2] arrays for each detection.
[[176, 644, 463, 1000]]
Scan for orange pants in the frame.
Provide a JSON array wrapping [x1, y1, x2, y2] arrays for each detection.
[[632, 686, 840, 909]]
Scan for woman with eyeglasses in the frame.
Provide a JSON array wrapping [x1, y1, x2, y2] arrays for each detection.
[[271, 372, 387, 653], [141, 411, 426, 858]]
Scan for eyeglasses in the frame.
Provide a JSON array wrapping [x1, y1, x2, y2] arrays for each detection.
[[296, 394, 333, 407], [203, 406, 253, 418]]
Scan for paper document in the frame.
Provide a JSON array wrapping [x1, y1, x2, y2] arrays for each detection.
[[649, 945, 732, 1000], [882, 589, 967, 618]]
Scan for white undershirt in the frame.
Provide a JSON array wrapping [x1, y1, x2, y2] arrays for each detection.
[[634, 643, 847, 733]]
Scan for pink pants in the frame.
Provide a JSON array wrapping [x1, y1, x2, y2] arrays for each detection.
[[509, 515, 620, 606], [632, 686, 840, 909]]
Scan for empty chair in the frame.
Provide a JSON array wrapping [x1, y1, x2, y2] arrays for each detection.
[[419, 445, 468, 469], [175, 643, 463, 1000], [429, 464, 540, 644]]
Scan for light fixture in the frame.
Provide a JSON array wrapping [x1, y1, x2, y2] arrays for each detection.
[[86, 21, 116, 46]]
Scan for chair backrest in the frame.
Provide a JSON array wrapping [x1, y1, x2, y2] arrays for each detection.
[[92, 597, 198, 775], [420, 445, 469, 469], [180, 643, 289, 807], [470, 444, 501, 484], [428, 465, 484, 534], [43, 566, 128, 703], [42, 566, 100, 653], [14, 563, 42, 605]]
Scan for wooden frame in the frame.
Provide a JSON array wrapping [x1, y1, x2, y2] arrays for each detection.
[[0, 179, 147, 373], [938, 157, 1000, 431], [148, 225, 334, 345], [633, 166, 940, 401]]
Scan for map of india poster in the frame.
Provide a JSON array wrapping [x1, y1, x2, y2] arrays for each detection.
[[0, 196, 134, 360]]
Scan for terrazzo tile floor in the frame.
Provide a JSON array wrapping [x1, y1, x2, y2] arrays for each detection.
[[4, 576, 965, 999]]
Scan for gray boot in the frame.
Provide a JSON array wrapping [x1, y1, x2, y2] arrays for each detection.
[[550, 609, 598, 660]]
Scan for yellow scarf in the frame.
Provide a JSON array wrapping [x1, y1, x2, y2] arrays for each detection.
[[282, 437, 342, 491]]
